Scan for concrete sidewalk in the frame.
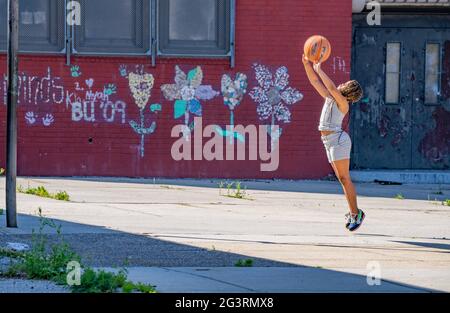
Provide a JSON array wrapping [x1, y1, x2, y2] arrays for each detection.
[[1, 177, 449, 292], [99, 267, 433, 293]]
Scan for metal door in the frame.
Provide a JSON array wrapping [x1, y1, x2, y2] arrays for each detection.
[[351, 26, 450, 169]]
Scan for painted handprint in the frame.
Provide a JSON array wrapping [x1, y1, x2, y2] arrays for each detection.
[[25, 112, 37, 125], [119, 64, 128, 77], [71, 65, 82, 78], [104, 84, 117, 96], [42, 114, 55, 127]]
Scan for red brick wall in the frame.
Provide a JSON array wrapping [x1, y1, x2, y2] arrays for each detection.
[[0, 0, 352, 179]]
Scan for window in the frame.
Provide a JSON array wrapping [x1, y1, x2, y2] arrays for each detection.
[[0, 0, 235, 64], [425, 43, 441, 104], [0, 0, 6, 50], [158, 0, 231, 56], [0, 0, 65, 53], [385, 42, 401, 104], [73, 0, 150, 55]]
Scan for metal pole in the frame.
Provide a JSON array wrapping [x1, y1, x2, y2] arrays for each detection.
[[6, 0, 19, 228]]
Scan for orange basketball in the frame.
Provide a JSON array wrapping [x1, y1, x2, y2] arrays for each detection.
[[304, 35, 332, 63]]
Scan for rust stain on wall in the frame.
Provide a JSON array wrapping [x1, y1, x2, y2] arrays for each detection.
[[418, 107, 450, 165]]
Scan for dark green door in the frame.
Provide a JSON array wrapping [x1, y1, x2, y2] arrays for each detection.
[[351, 25, 450, 170]]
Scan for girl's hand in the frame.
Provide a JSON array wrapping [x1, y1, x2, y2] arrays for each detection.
[[302, 54, 310, 66], [313, 62, 322, 73]]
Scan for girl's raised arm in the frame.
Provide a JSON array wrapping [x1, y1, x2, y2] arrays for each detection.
[[302, 55, 330, 99], [314, 63, 349, 113]]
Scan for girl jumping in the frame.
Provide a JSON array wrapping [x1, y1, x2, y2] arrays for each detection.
[[302, 54, 365, 232]]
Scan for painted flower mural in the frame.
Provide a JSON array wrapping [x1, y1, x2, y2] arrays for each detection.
[[127, 72, 161, 158], [249, 63, 303, 149], [161, 65, 218, 140], [217, 73, 248, 143]]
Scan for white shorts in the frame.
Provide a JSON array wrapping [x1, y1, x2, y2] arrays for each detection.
[[321, 131, 352, 163]]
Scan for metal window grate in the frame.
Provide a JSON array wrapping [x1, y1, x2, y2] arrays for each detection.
[[72, 0, 151, 56], [0, 0, 65, 53], [158, 0, 232, 57], [1, 0, 236, 66]]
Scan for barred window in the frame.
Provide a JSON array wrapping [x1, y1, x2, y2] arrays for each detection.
[[1, 0, 234, 61], [73, 0, 150, 55], [0, 0, 65, 53], [158, 0, 231, 56]]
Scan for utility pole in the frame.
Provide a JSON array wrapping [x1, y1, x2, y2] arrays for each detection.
[[6, 0, 19, 228]]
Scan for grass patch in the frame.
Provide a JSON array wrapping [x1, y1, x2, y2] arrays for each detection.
[[0, 248, 24, 259], [394, 193, 405, 200], [1, 208, 156, 293], [17, 184, 70, 201], [443, 199, 450, 206], [219, 181, 252, 200], [234, 259, 253, 267]]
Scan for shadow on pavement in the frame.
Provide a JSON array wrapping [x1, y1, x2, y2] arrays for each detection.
[[0, 213, 439, 292], [392, 241, 450, 253]]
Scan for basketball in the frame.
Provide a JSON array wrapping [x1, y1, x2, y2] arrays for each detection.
[[304, 35, 332, 63]]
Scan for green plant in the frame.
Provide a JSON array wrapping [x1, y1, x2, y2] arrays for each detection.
[[71, 268, 156, 293], [218, 181, 225, 195], [443, 199, 450, 206], [394, 194, 405, 200], [17, 185, 70, 201], [235, 259, 253, 267], [4, 208, 79, 284], [54, 191, 70, 201], [222, 181, 250, 200], [0, 208, 3, 215], [0, 168, 5, 175], [0, 248, 25, 259], [1, 208, 156, 293]]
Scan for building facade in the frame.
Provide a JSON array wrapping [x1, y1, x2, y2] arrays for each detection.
[[0, 0, 352, 179], [351, 0, 450, 170]]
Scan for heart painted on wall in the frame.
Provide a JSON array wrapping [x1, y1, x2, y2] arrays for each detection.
[[85, 78, 94, 89]]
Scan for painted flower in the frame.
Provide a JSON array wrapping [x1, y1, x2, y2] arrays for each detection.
[[161, 65, 219, 121], [249, 64, 303, 123], [221, 72, 248, 111], [128, 72, 155, 109]]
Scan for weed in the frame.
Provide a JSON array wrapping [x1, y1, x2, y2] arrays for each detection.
[[220, 181, 251, 200], [1, 208, 156, 293], [0, 248, 25, 259], [17, 185, 70, 201], [443, 199, 450, 206], [0, 168, 4, 175], [235, 259, 253, 267], [394, 194, 405, 200], [54, 191, 70, 201]]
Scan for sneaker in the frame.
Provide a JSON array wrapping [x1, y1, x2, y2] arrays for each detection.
[[347, 209, 365, 232], [345, 212, 352, 228]]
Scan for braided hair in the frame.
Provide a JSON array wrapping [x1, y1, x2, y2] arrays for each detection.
[[339, 80, 363, 133], [340, 80, 363, 103]]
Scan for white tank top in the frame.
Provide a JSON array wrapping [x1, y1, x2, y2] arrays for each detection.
[[318, 97, 346, 132]]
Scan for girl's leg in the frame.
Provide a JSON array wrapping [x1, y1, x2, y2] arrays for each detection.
[[331, 159, 358, 215]]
